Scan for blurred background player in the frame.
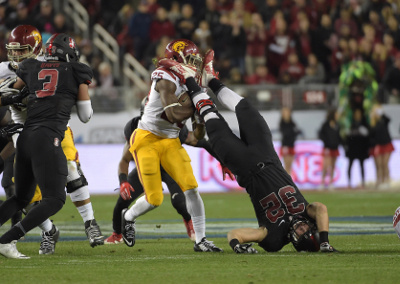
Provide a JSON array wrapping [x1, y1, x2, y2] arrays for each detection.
[[318, 108, 342, 191], [157, 49, 337, 253], [121, 39, 222, 252], [279, 106, 302, 175]]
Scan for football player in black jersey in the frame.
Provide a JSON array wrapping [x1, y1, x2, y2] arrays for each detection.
[[0, 33, 93, 259], [158, 49, 337, 253]]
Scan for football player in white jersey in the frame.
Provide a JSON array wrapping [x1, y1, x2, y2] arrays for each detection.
[[121, 39, 222, 252], [0, 25, 103, 258]]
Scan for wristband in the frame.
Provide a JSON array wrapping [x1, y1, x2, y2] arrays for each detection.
[[119, 173, 128, 184], [185, 77, 202, 97], [319, 231, 329, 244], [208, 78, 225, 95], [229, 238, 240, 250]]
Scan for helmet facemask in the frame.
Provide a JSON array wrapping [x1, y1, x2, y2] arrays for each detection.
[[289, 216, 320, 252], [7, 41, 41, 62]]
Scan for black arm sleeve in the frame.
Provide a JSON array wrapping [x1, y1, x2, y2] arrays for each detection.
[[195, 138, 223, 164]]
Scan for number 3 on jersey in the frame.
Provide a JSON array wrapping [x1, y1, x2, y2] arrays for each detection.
[[36, 69, 59, 98], [259, 186, 305, 223]]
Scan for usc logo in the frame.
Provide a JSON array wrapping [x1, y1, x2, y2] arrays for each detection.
[[32, 30, 42, 45], [172, 41, 188, 53]]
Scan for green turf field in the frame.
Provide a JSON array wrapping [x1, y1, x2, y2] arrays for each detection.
[[1, 190, 400, 284]]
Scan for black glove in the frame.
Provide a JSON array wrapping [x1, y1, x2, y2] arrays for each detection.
[[0, 123, 24, 139], [1, 90, 25, 106], [233, 243, 258, 254]]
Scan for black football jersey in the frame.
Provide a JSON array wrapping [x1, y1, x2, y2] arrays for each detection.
[[246, 164, 310, 252], [16, 58, 93, 137]]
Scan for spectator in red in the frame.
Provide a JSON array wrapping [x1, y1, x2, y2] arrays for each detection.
[[215, 0, 234, 13], [266, 13, 292, 77], [245, 64, 277, 85], [278, 52, 305, 84], [331, 38, 351, 81], [334, 8, 359, 39], [289, 0, 316, 28], [245, 13, 267, 76], [149, 7, 175, 43]]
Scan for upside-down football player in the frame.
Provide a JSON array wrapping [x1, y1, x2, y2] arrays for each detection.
[[0, 25, 104, 256], [158, 49, 338, 253]]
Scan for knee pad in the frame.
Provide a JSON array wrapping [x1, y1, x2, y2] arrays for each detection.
[[69, 186, 90, 202], [140, 156, 158, 176], [66, 161, 88, 194], [146, 191, 164, 207]]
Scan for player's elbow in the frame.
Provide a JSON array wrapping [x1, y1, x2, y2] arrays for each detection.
[[76, 100, 93, 123]]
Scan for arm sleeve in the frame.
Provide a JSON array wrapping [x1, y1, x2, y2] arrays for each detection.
[[195, 138, 222, 163], [76, 100, 93, 123]]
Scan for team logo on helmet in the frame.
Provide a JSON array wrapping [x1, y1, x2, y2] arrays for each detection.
[[172, 41, 188, 53], [32, 30, 41, 46], [69, 38, 76, 49]]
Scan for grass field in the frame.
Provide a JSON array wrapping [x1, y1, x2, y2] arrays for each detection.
[[1, 190, 400, 284]]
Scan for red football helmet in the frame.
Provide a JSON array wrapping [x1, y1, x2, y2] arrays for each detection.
[[164, 39, 202, 70], [6, 25, 43, 62]]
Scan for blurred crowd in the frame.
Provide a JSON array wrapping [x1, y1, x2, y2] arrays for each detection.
[[1, 0, 400, 104]]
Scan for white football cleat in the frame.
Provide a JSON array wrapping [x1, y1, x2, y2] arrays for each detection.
[[0, 240, 30, 259], [393, 206, 400, 239]]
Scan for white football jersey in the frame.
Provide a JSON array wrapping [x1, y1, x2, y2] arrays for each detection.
[[138, 67, 188, 138]]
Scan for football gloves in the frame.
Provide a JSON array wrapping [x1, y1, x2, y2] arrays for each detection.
[[221, 164, 235, 181], [120, 182, 134, 200], [233, 243, 258, 254], [0, 123, 24, 139], [158, 58, 197, 83], [320, 242, 338, 253]]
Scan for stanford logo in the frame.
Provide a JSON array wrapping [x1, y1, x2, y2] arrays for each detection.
[[69, 38, 76, 49]]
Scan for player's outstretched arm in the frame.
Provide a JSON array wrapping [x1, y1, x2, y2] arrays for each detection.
[[76, 83, 93, 123], [118, 143, 134, 200], [227, 227, 266, 253], [306, 202, 338, 252]]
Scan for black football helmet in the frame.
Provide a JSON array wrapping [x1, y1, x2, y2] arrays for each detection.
[[44, 33, 80, 62], [289, 215, 320, 252]]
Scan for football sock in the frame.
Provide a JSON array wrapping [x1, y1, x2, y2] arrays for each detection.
[[170, 192, 191, 221], [214, 86, 243, 112], [125, 195, 155, 221], [184, 188, 206, 243], [38, 218, 53, 232], [77, 203, 95, 223]]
